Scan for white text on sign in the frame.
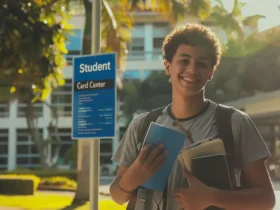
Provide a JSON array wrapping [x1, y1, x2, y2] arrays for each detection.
[[80, 62, 111, 73]]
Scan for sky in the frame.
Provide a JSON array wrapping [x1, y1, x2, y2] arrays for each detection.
[[219, 0, 280, 32]]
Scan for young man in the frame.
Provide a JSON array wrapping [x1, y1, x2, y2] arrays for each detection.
[[110, 24, 276, 210]]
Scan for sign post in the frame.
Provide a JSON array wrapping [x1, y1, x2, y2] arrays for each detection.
[[73, 0, 113, 210], [72, 53, 117, 210], [90, 1, 101, 210]]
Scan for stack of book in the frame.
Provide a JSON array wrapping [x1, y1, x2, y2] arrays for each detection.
[[178, 138, 232, 191], [140, 122, 232, 205]]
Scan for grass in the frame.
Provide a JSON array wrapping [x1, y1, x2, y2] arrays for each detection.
[[0, 192, 127, 210]]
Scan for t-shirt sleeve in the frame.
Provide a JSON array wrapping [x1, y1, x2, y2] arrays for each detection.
[[111, 113, 147, 167], [233, 111, 271, 166]]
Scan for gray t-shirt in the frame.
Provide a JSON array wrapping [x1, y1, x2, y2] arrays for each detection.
[[112, 100, 271, 210]]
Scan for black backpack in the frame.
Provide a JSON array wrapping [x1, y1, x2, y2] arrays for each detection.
[[126, 104, 248, 210]]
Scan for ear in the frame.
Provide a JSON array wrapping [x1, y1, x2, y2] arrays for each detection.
[[164, 60, 171, 77]]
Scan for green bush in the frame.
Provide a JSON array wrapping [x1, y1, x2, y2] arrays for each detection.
[[0, 174, 40, 195], [40, 176, 77, 190], [2, 169, 77, 180]]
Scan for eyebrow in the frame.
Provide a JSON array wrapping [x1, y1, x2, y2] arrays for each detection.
[[179, 53, 210, 62]]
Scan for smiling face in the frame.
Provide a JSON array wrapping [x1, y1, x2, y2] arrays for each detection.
[[164, 44, 214, 97]]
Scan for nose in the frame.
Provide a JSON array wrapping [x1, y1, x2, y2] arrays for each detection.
[[186, 60, 196, 73]]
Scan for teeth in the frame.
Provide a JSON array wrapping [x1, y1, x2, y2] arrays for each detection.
[[182, 77, 196, 82]]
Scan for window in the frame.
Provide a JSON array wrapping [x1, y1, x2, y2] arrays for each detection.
[[51, 79, 72, 117], [128, 38, 145, 60], [100, 139, 113, 165], [0, 129, 8, 169], [153, 22, 169, 39], [119, 127, 127, 142], [0, 102, 9, 118], [100, 139, 112, 153], [130, 38, 144, 52], [153, 38, 164, 59], [153, 38, 163, 49], [17, 101, 43, 117], [16, 129, 41, 168]]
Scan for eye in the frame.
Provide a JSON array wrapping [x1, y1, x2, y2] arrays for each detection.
[[179, 59, 189, 65], [196, 62, 209, 68]]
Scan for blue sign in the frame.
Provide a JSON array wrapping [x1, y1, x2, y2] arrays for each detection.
[[72, 53, 116, 139]]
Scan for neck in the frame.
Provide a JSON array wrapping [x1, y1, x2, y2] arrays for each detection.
[[171, 90, 208, 119]]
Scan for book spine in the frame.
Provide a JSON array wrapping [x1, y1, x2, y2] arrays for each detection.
[[205, 206, 225, 210]]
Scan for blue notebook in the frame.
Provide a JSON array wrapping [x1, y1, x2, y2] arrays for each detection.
[[140, 122, 186, 191]]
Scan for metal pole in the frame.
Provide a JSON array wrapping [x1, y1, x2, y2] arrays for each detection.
[[90, 0, 101, 210]]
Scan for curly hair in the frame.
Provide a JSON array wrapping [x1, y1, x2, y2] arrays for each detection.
[[162, 24, 222, 70]]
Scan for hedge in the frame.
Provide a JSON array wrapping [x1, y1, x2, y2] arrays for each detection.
[[1, 169, 77, 180], [39, 176, 77, 191], [0, 174, 40, 195]]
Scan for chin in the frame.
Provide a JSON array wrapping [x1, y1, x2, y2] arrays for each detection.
[[182, 88, 204, 97]]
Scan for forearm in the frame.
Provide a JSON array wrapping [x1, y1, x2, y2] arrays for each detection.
[[211, 187, 275, 210], [110, 164, 141, 204]]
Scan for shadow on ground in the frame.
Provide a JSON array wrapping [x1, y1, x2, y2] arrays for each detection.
[[59, 200, 87, 210]]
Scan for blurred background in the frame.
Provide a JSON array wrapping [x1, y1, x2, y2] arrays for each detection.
[[0, 0, 279, 209]]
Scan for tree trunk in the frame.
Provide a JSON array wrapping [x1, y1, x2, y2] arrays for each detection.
[[25, 98, 62, 169], [43, 101, 62, 167], [26, 99, 49, 168], [72, 0, 93, 204]]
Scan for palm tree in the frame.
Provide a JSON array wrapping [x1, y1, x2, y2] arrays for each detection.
[[209, 0, 266, 51]]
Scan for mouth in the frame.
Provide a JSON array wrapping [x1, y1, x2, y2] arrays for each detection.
[[180, 76, 199, 84]]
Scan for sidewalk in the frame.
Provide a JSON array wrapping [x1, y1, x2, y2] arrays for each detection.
[[0, 186, 112, 210], [3, 182, 280, 210]]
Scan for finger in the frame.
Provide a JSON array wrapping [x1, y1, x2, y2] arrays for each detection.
[[146, 144, 164, 164], [151, 149, 168, 168], [138, 144, 152, 162]]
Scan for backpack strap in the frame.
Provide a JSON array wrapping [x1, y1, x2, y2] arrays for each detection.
[[136, 107, 165, 152], [215, 104, 236, 188]]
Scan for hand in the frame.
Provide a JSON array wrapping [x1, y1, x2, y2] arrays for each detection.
[[173, 168, 215, 210], [132, 144, 168, 186]]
